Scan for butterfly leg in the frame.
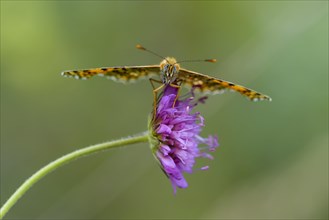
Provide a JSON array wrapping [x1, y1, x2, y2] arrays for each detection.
[[149, 78, 163, 90], [168, 84, 181, 108], [149, 78, 164, 118], [171, 80, 183, 108]]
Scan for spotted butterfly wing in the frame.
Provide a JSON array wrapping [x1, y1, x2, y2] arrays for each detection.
[[178, 68, 272, 101], [61, 65, 160, 83]]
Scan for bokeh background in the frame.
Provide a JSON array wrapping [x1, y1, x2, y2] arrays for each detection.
[[1, 1, 328, 219]]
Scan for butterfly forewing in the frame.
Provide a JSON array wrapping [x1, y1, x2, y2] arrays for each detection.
[[178, 68, 271, 101], [62, 65, 160, 83]]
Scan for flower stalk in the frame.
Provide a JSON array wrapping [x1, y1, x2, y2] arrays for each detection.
[[0, 133, 149, 219]]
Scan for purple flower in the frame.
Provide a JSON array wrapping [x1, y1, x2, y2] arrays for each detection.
[[148, 85, 219, 194]]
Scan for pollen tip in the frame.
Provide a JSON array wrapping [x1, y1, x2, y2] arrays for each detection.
[[201, 166, 209, 171]]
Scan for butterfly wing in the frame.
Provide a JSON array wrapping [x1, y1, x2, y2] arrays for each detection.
[[61, 65, 160, 83], [178, 68, 272, 101]]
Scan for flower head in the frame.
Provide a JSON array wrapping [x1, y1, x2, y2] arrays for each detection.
[[148, 85, 219, 193]]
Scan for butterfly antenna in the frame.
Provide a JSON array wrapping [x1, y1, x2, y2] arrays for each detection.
[[136, 44, 168, 61], [176, 59, 217, 64]]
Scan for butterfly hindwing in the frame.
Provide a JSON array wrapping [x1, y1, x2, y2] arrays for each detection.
[[178, 68, 271, 101]]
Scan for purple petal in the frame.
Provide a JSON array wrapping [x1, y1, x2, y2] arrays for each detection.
[[160, 144, 171, 156], [157, 124, 172, 134]]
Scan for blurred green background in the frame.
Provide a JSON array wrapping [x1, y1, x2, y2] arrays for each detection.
[[1, 1, 328, 219]]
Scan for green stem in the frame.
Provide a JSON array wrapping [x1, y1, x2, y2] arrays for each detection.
[[0, 132, 149, 219]]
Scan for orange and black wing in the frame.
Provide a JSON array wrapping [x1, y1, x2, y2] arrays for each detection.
[[178, 68, 272, 101], [61, 65, 160, 83]]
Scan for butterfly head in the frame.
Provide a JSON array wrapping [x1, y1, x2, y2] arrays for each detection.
[[160, 57, 180, 84]]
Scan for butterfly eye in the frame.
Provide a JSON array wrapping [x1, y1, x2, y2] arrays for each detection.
[[172, 66, 177, 74], [164, 64, 169, 71]]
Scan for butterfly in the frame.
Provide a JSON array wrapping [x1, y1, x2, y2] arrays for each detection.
[[61, 44, 272, 102]]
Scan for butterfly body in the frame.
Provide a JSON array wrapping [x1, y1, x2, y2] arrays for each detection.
[[159, 57, 180, 84], [62, 50, 271, 102]]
